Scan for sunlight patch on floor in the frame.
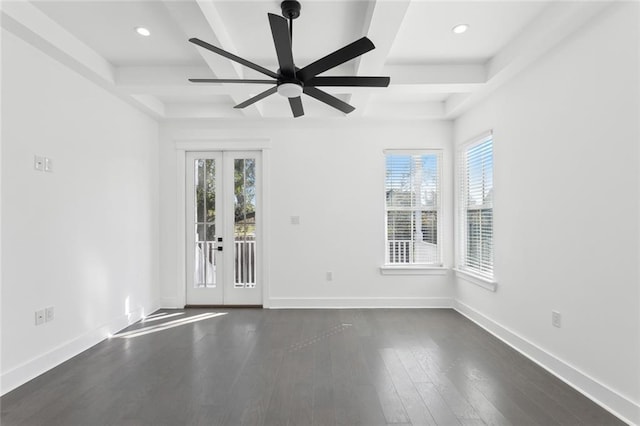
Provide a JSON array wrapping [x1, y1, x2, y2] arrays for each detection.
[[142, 312, 185, 323], [115, 312, 227, 339]]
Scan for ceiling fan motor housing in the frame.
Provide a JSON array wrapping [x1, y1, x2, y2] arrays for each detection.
[[281, 1, 301, 20]]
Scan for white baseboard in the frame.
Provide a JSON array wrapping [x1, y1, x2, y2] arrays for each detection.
[[268, 297, 453, 309], [1, 304, 156, 396], [454, 300, 639, 426]]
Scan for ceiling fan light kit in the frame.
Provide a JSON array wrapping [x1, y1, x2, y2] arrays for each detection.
[[277, 82, 303, 98], [188, 0, 390, 118]]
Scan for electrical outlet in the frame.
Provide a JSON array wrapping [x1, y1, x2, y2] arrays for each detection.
[[552, 311, 562, 328], [326, 271, 333, 281], [35, 310, 45, 325], [290, 216, 300, 225], [45, 306, 55, 322], [34, 156, 44, 171]]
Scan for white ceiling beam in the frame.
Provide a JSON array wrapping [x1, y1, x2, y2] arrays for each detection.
[[165, 103, 243, 119], [1, 0, 113, 82], [116, 66, 213, 86], [365, 101, 445, 120], [443, 93, 470, 118], [119, 84, 270, 97], [116, 65, 483, 96], [445, 0, 615, 118], [349, 0, 411, 117], [164, 99, 446, 121], [1, 0, 163, 120], [117, 63, 487, 89], [130, 95, 166, 118], [194, 0, 244, 78], [383, 64, 485, 86], [118, 83, 475, 98], [161, 1, 263, 117]]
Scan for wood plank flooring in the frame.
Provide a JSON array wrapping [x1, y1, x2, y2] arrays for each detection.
[[1, 309, 626, 426]]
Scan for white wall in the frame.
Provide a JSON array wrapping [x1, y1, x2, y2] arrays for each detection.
[[4, 1, 636, 420], [453, 3, 639, 423], [159, 119, 454, 308], [1, 30, 160, 394]]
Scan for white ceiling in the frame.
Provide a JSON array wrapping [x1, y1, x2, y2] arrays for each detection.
[[32, 1, 205, 66], [6, 0, 610, 120], [388, 1, 548, 64]]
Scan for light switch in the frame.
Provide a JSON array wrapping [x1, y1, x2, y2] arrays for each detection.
[[290, 216, 300, 225], [44, 157, 53, 172]]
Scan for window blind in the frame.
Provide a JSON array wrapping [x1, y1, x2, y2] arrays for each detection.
[[385, 152, 442, 265], [458, 136, 494, 277]]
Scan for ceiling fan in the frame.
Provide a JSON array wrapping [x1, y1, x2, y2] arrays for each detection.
[[188, 0, 390, 118]]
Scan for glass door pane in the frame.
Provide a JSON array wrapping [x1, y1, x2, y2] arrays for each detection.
[[194, 159, 217, 288], [233, 158, 256, 289], [186, 152, 223, 306]]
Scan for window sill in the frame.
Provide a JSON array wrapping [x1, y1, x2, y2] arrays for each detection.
[[454, 268, 497, 292], [380, 265, 448, 276]]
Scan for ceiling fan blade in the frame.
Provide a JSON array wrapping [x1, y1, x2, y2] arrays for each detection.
[[303, 87, 355, 114], [189, 38, 278, 79], [297, 37, 375, 82], [288, 96, 304, 118], [189, 78, 277, 84], [234, 86, 278, 109], [306, 76, 390, 87], [268, 13, 295, 77]]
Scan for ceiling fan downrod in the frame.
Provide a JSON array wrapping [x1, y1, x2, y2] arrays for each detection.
[[281, 1, 300, 42]]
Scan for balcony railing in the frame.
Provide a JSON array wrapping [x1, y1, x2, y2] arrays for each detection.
[[388, 239, 439, 264], [388, 240, 412, 263], [194, 238, 256, 288], [234, 239, 256, 288]]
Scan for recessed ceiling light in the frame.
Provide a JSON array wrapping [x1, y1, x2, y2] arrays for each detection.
[[135, 27, 151, 37], [452, 24, 469, 34]]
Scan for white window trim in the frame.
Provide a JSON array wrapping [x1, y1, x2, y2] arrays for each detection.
[[383, 149, 444, 269], [380, 265, 448, 276], [454, 268, 497, 291], [455, 131, 495, 284]]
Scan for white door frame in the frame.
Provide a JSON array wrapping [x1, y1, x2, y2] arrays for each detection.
[[174, 139, 271, 308]]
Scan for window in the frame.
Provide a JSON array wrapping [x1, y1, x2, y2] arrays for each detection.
[[457, 133, 494, 279], [385, 151, 442, 266]]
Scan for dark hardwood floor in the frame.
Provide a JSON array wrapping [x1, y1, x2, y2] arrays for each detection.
[[1, 309, 625, 426]]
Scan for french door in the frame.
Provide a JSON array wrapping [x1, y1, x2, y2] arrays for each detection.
[[185, 151, 261, 306]]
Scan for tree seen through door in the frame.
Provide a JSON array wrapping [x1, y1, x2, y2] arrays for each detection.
[[234, 158, 256, 288]]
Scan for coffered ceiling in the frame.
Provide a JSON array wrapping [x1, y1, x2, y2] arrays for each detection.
[[2, 0, 613, 120]]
